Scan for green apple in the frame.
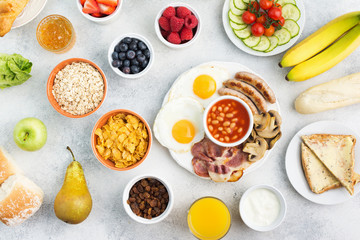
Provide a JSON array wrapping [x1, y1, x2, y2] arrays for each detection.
[[13, 117, 47, 151]]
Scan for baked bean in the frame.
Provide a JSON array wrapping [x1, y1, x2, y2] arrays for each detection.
[[217, 116, 224, 121], [214, 134, 219, 138], [212, 120, 219, 125], [238, 128, 243, 133], [220, 137, 224, 142], [224, 106, 229, 112], [212, 106, 216, 112], [207, 118, 211, 124], [220, 112, 225, 117], [225, 136, 230, 142], [211, 113, 216, 118], [223, 121, 230, 127], [226, 113, 233, 118], [222, 131, 227, 135], [218, 106, 223, 111], [232, 135, 238, 140], [230, 123, 236, 129], [226, 128, 231, 134], [231, 118, 238, 122], [218, 127, 223, 131], [209, 125, 213, 131]]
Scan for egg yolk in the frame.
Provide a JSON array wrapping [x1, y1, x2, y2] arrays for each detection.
[[172, 120, 196, 144], [193, 75, 216, 99]]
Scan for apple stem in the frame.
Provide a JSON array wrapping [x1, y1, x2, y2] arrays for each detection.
[[23, 132, 29, 141], [66, 146, 76, 162]]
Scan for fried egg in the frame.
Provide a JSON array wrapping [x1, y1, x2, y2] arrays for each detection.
[[153, 97, 204, 153], [168, 65, 230, 107]]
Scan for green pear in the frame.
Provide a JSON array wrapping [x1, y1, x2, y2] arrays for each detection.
[[54, 146, 92, 224]]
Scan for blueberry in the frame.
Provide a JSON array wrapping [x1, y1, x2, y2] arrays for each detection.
[[131, 66, 140, 74], [122, 66, 131, 74], [131, 38, 139, 44], [131, 59, 139, 66], [123, 60, 130, 67], [122, 37, 132, 44], [119, 43, 128, 52], [143, 49, 151, 59], [114, 44, 121, 53], [112, 60, 121, 68], [138, 41, 147, 51], [126, 50, 136, 60], [141, 59, 148, 69], [119, 52, 126, 60], [136, 50, 142, 56], [111, 52, 119, 60], [129, 42, 137, 51], [137, 54, 146, 63]]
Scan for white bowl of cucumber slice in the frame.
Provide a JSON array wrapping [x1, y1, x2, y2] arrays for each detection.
[[222, 0, 305, 56]]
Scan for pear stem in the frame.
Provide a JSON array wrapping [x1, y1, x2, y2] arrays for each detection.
[[66, 146, 76, 162]]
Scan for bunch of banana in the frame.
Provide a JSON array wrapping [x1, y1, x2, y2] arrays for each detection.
[[279, 11, 360, 82]]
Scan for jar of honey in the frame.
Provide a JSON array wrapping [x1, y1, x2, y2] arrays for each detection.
[[36, 15, 75, 53]]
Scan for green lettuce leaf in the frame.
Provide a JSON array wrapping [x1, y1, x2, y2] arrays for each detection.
[[0, 53, 32, 89]]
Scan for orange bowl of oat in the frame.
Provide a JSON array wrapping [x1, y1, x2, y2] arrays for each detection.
[[47, 58, 107, 118], [91, 109, 152, 171]]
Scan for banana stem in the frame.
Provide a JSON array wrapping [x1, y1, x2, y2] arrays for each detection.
[[66, 146, 76, 162]]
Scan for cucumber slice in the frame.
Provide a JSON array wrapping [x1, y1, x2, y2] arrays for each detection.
[[230, 0, 245, 15], [283, 19, 300, 37], [252, 36, 271, 52], [233, 26, 251, 39], [233, 0, 247, 10], [274, 28, 291, 45], [242, 36, 261, 47], [282, 3, 301, 21], [242, 0, 250, 3], [228, 10, 244, 24], [265, 36, 279, 52], [230, 20, 247, 30], [276, 0, 296, 6]]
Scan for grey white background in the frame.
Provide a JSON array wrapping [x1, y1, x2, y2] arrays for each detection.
[[1, 0, 360, 239]]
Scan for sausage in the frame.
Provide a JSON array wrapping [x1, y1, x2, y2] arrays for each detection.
[[218, 87, 259, 115], [223, 79, 267, 113], [235, 72, 276, 104]]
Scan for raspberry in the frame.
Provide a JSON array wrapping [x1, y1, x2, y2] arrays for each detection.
[[184, 15, 198, 29], [170, 16, 184, 32], [180, 27, 193, 41], [162, 6, 175, 19], [176, 6, 191, 19], [161, 29, 169, 38], [159, 16, 170, 31], [167, 32, 181, 44]]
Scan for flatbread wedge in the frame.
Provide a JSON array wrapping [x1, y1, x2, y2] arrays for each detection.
[[302, 134, 356, 195]]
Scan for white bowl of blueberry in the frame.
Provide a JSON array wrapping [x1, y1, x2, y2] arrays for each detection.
[[108, 33, 154, 79]]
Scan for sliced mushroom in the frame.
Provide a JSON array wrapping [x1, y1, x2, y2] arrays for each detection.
[[269, 110, 282, 126], [247, 129, 258, 143], [268, 131, 282, 149], [243, 137, 268, 162], [256, 111, 281, 139], [254, 112, 270, 132]]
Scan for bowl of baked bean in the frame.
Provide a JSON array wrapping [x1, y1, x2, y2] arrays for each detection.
[[123, 175, 173, 224], [203, 96, 253, 147]]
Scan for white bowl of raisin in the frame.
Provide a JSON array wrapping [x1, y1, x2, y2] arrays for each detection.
[[123, 175, 174, 224]]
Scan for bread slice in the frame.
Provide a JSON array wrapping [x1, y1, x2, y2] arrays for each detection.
[[0, 147, 22, 185], [0, 174, 44, 226], [302, 134, 356, 195], [301, 143, 341, 194]]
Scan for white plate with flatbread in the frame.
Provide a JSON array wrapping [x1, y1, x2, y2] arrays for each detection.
[[161, 61, 280, 181], [285, 120, 360, 205], [12, 0, 47, 29]]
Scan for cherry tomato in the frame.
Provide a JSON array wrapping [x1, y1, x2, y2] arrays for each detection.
[[256, 13, 266, 25], [251, 23, 265, 37], [242, 11, 256, 24], [259, 0, 273, 10], [275, 3, 282, 11], [272, 16, 285, 27], [268, 7, 282, 20], [264, 25, 275, 36], [248, 1, 260, 11]]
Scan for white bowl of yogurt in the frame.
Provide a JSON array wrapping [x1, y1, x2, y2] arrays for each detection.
[[239, 184, 286, 232]]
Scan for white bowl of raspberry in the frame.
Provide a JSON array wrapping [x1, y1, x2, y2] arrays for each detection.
[[155, 3, 201, 49]]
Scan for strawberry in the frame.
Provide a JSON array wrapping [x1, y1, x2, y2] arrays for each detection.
[[180, 27, 193, 41], [170, 16, 184, 32], [162, 6, 175, 19], [80, 0, 86, 6], [184, 15, 198, 29], [159, 16, 170, 32], [167, 32, 181, 44], [91, 12, 105, 18], [98, 3, 115, 15], [83, 0, 100, 14], [176, 7, 191, 19], [96, 0, 118, 7]]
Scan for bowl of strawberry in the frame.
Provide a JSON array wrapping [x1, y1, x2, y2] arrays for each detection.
[[155, 3, 201, 49], [77, 0, 122, 23]]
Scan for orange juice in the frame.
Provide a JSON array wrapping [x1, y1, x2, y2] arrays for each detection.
[[187, 197, 231, 240]]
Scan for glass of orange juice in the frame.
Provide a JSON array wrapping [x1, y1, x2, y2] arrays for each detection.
[[187, 197, 231, 240]]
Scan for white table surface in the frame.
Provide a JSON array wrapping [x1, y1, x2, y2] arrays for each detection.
[[1, 0, 360, 239]]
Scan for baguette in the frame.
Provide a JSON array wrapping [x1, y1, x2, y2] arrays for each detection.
[[295, 72, 360, 114], [0, 174, 44, 226], [0, 147, 22, 185]]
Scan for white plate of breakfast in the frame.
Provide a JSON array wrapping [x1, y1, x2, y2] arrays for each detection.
[[285, 120, 360, 205], [222, 0, 305, 56], [12, 0, 47, 29], [154, 61, 281, 183]]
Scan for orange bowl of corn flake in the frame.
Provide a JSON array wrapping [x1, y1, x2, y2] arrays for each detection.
[[91, 109, 152, 171]]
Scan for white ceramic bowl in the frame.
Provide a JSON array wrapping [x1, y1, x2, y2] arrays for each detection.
[[122, 174, 174, 224], [108, 33, 154, 79], [76, 0, 123, 24], [239, 185, 287, 232], [154, 2, 201, 49], [203, 96, 253, 147]]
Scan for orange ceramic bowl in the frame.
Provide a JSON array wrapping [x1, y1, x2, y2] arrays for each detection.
[[91, 109, 152, 171], [47, 58, 107, 118]]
